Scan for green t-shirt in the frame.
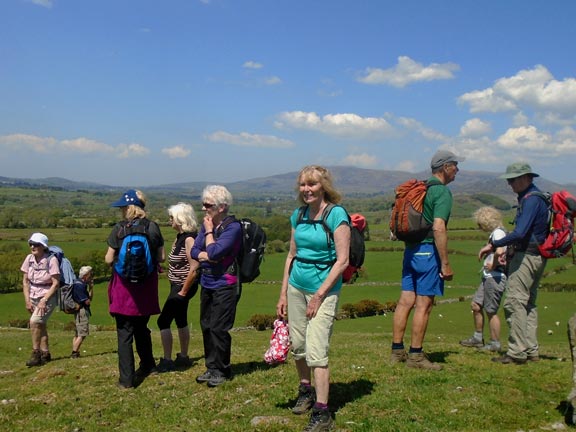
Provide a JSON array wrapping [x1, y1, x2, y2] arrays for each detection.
[[420, 176, 453, 244]]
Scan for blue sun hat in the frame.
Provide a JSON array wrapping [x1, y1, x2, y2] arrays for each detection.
[[111, 189, 144, 208]]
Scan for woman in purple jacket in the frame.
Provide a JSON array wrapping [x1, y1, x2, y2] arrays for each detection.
[[191, 185, 242, 388]]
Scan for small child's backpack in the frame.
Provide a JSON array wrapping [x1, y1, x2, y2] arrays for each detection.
[[46, 246, 78, 314], [114, 218, 155, 284], [526, 190, 576, 260], [296, 204, 366, 284], [389, 179, 436, 242], [217, 216, 267, 284]]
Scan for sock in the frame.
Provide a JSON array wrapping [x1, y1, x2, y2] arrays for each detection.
[[409, 346, 423, 353], [392, 342, 404, 350], [314, 402, 329, 411], [474, 331, 483, 341], [299, 380, 312, 389]]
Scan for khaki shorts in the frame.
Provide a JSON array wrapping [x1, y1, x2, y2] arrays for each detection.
[[287, 284, 339, 368], [75, 308, 90, 337], [30, 296, 58, 325]]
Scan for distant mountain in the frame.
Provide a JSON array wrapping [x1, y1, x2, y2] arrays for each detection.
[[1, 167, 575, 200]]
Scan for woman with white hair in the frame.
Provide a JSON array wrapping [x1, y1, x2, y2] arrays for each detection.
[[156, 202, 199, 372], [191, 185, 242, 387], [21, 232, 60, 367]]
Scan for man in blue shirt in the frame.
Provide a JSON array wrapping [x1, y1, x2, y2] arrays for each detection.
[[479, 163, 549, 364]]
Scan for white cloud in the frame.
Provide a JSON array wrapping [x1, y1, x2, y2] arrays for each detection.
[[115, 143, 151, 158], [342, 153, 378, 168], [357, 56, 460, 88], [264, 76, 281, 85], [161, 146, 191, 159], [275, 111, 394, 138], [396, 160, 418, 172], [207, 131, 295, 148], [459, 118, 492, 137], [30, 0, 52, 8], [243, 61, 263, 69], [496, 125, 552, 151], [395, 116, 447, 141], [458, 65, 576, 122]]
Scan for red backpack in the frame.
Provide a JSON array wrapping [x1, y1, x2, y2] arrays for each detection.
[[389, 179, 437, 242], [528, 190, 576, 259]]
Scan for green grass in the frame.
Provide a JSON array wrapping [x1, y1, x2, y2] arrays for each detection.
[[2, 226, 576, 431]]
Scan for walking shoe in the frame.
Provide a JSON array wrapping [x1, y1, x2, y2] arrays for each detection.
[[157, 358, 176, 373], [491, 354, 526, 365], [303, 407, 334, 432], [390, 348, 408, 364], [479, 342, 501, 352], [459, 336, 484, 348], [196, 370, 214, 384], [527, 355, 540, 362], [135, 364, 158, 378], [70, 351, 81, 359], [406, 352, 443, 371], [40, 351, 51, 364], [292, 384, 316, 415], [174, 353, 193, 368], [26, 349, 42, 367], [207, 374, 230, 388]]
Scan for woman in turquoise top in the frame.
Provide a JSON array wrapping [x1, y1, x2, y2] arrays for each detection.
[[276, 165, 350, 432]]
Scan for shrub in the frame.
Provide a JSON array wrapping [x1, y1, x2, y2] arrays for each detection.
[[246, 314, 275, 331], [341, 303, 357, 319], [8, 318, 29, 328], [355, 299, 382, 317]]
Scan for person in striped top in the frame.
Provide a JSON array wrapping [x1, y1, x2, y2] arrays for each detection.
[[157, 202, 199, 372]]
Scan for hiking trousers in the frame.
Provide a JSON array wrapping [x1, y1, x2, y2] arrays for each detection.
[[503, 251, 546, 360], [114, 314, 155, 386]]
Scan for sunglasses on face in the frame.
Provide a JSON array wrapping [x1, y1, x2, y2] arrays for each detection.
[[202, 203, 216, 209], [29, 242, 43, 248]]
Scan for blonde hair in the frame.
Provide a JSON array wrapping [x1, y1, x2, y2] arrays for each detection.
[[473, 206, 504, 232], [295, 165, 342, 205], [168, 202, 198, 233], [124, 190, 147, 220]]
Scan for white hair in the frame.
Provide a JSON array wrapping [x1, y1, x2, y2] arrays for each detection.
[[79, 266, 93, 279]]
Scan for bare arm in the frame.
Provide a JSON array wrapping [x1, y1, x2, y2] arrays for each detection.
[[104, 246, 116, 266], [276, 228, 297, 319], [432, 218, 453, 281]]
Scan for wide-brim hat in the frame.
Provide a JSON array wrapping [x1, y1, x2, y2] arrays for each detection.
[[499, 162, 539, 179], [28, 232, 49, 248], [111, 189, 145, 208]]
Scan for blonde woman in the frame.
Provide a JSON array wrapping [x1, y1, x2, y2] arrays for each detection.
[[460, 206, 507, 352]]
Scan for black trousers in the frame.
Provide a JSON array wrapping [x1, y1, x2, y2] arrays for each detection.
[[200, 285, 239, 377], [114, 314, 155, 386]]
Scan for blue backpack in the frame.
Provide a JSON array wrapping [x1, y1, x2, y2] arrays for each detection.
[[45, 246, 78, 314], [114, 219, 155, 284]]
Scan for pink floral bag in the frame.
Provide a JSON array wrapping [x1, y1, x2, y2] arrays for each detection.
[[264, 319, 291, 365]]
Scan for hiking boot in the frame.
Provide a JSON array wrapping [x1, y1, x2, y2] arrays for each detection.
[[40, 351, 51, 364], [459, 336, 484, 348], [303, 407, 334, 432], [292, 384, 316, 415], [479, 342, 501, 352], [26, 349, 42, 367], [491, 354, 526, 365], [135, 363, 157, 379], [70, 351, 81, 359], [207, 374, 230, 388], [196, 370, 214, 384], [406, 352, 443, 371], [390, 348, 408, 364], [174, 353, 193, 368], [157, 358, 175, 373]]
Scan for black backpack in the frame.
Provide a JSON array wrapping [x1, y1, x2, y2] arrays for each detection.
[[218, 216, 267, 284]]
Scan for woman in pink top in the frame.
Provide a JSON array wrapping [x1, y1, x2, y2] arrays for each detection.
[[20, 232, 60, 367]]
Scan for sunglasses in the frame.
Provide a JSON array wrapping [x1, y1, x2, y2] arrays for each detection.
[[29, 242, 43, 248], [202, 203, 216, 209]]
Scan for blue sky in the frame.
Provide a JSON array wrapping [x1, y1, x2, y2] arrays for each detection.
[[1, 0, 575, 187]]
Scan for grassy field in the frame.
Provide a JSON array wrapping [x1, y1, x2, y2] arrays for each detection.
[[2, 225, 576, 431]]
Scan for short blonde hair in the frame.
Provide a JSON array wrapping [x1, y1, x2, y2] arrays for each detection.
[[168, 202, 198, 233], [473, 206, 504, 232], [295, 165, 342, 205], [79, 266, 93, 279]]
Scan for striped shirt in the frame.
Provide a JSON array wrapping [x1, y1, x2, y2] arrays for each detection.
[[168, 233, 195, 285]]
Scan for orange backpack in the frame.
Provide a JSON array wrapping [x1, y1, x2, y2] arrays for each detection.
[[389, 179, 435, 242]]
